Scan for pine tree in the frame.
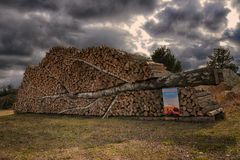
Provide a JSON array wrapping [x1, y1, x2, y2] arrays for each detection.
[[151, 46, 182, 73], [207, 47, 238, 73]]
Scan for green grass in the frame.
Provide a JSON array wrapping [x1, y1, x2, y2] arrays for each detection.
[[0, 110, 239, 160]]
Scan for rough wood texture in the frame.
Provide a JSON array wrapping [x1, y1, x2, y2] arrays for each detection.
[[40, 67, 223, 99], [207, 108, 224, 116], [14, 46, 223, 118]]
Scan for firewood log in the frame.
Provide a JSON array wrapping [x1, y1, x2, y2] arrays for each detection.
[[14, 46, 225, 118]]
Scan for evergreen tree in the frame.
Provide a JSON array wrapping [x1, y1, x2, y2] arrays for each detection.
[[151, 46, 182, 73], [207, 47, 239, 73]]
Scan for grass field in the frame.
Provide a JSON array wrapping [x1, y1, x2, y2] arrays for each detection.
[[0, 107, 240, 160]]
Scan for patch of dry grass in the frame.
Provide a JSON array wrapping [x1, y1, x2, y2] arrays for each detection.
[[209, 83, 240, 116], [0, 109, 14, 117], [1, 84, 240, 160], [0, 109, 239, 160]]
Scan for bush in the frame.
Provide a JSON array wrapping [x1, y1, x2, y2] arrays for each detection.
[[0, 94, 16, 109], [0, 85, 17, 109]]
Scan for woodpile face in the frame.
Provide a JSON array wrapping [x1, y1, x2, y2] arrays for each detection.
[[14, 46, 222, 119], [179, 87, 222, 117]]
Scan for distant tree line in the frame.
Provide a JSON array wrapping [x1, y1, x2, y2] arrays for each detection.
[[0, 85, 16, 97], [151, 46, 239, 73], [0, 85, 17, 109]]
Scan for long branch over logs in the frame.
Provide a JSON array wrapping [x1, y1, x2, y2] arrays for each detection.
[[41, 68, 224, 99]]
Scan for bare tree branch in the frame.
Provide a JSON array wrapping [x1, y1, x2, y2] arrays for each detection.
[[59, 98, 101, 114], [102, 95, 118, 119], [69, 58, 129, 83]]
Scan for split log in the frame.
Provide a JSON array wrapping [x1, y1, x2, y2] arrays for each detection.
[[207, 108, 224, 116], [201, 105, 220, 115], [195, 92, 210, 97]]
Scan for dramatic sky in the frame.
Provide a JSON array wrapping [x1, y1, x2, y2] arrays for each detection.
[[0, 0, 240, 87]]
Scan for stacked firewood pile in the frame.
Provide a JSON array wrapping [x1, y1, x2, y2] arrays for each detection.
[[179, 88, 222, 117], [14, 46, 223, 119]]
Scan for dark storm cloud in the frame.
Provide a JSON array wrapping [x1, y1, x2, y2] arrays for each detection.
[[144, 0, 202, 36], [72, 27, 137, 51], [0, 2, 138, 58], [173, 40, 220, 70], [67, 0, 158, 21], [0, 6, 135, 55], [144, 0, 229, 38], [0, 39, 33, 57], [0, 9, 33, 57], [0, 56, 30, 70], [223, 23, 240, 44], [202, 2, 230, 31], [0, 7, 70, 58], [0, 0, 58, 11]]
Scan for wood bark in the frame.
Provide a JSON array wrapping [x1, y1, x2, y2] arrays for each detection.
[[41, 68, 223, 99]]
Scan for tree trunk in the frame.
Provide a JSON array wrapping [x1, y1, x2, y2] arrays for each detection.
[[41, 68, 223, 99]]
